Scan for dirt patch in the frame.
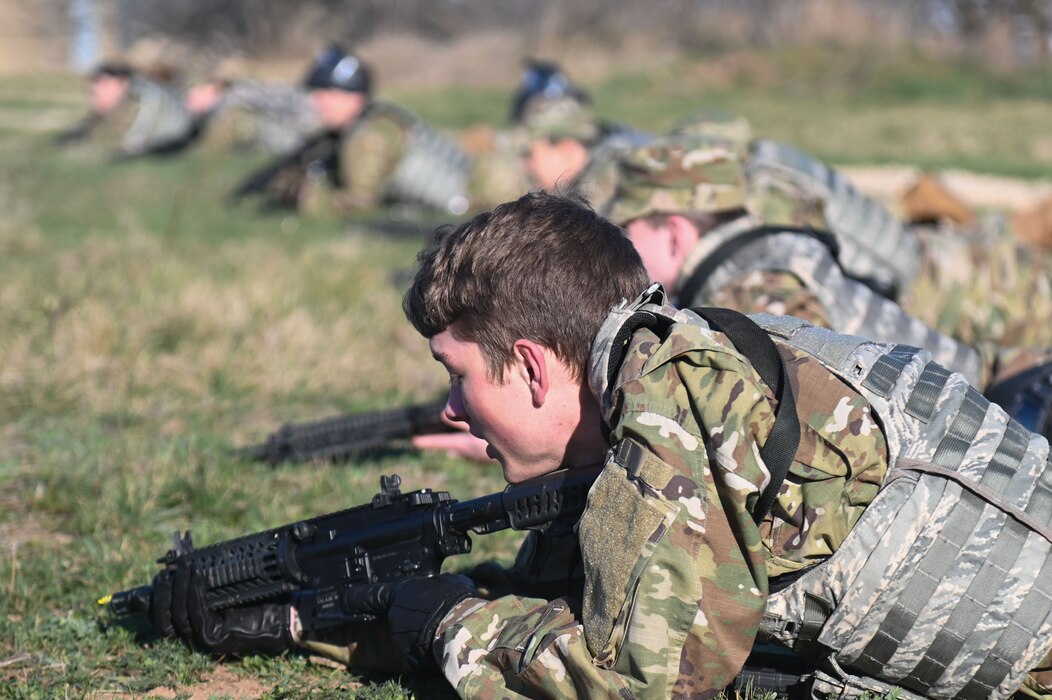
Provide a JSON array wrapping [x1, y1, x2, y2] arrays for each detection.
[[95, 666, 267, 699], [0, 514, 74, 550]]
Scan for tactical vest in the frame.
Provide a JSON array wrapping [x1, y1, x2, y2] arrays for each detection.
[[746, 140, 921, 300], [355, 102, 473, 216], [590, 292, 1052, 700], [222, 82, 320, 155], [678, 224, 984, 387], [123, 78, 194, 155]]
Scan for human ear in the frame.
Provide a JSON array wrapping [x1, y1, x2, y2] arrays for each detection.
[[513, 339, 549, 407], [667, 215, 701, 259]]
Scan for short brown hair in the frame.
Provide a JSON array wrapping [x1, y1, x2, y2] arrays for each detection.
[[403, 192, 650, 381]]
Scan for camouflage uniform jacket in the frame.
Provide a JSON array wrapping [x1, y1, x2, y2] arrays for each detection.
[[433, 288, 889, 698], [334, 102, 410, 212]]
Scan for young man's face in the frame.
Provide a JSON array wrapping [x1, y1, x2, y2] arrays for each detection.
[[625, 216, 690, 291], [524, 137, 589, 191], [309, 89, 368, 131], [429, 321, 601, 484], [90, 74, 129, 115]]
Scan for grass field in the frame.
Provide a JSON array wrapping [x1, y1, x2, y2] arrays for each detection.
[[2, 46, 1052, 699]]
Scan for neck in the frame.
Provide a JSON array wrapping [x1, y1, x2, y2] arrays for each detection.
[[563, 383, 608, 467]]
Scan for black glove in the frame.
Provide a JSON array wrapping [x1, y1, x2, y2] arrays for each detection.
[[149, 563, 293, 656], [347, 574, 477, 673]]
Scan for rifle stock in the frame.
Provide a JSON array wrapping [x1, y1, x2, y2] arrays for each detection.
[[240, 398, 456, 466]]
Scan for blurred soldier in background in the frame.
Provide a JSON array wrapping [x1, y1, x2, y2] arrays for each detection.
[[604, 134, 1052, 437], [519, 92, 651, 209], [235, 45, 473, 218], [54, 61, 193, 158], [461, 59, 581, 211], [509, 59, 592, 124], [183, 61, 321, 156]]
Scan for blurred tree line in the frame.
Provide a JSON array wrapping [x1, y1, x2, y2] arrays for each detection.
[[12, 0, 1052, 69]]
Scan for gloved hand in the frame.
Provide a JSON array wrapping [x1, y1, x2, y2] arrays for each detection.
[[149, 563, 293, 656], [344, 573, 477, 673]]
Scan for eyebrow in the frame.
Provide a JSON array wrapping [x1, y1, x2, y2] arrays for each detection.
[[431, 350, 449, 364]]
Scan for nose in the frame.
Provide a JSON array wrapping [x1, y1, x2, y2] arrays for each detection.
[[443, 385, 468, 423]]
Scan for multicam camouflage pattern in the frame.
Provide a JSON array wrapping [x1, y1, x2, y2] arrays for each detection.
[[753, 313, 1052, 700], [520, 96, 601, 144], [70, 77, 192, 157], [433, 286, 891, 698], [902, 227, 1052, 366], [674, 215, 986, 387], [605, 135, 746, 224], [198, 82, 320, 155], [669, 111, 754, 157], [464, 127, 533, 211]]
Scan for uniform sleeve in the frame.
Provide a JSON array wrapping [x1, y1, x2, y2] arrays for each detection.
[[434, 339, 776, 698], [705, 269, 836, 330], [337, 115, 408, 211]]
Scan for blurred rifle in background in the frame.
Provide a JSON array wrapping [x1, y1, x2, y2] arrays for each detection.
[[229, 130, 340, 208], [240, 397, 456, 466]]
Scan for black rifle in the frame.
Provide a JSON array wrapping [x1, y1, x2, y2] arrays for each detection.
[[104, 468, 814, 696], [239, 398, 456, 466], [228, 130, 341, 208], [103, 467, 600, 635]]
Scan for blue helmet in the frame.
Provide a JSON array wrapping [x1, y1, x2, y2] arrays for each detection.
[[510, 59, 589, 123], [303, 44, 371, 94]]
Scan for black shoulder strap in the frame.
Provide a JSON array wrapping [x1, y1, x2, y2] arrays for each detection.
[[692, 307, 801, 524], [679, 225, 840, 308]]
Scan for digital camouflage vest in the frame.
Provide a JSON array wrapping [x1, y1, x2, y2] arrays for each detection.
[[353, 102, 473, 216], [746, 139, 921, 299], [590, 294, 1052, 700], [213, 82, 320, 155], [121, 77, 193, 156], [677, 220, 984, 387], [750, 314, 1052, 700]]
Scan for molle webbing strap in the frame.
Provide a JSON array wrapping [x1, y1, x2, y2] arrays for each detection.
[[904, 363, 953, 422], [982, 420, 1031, 494], [1026, 459, 1052, 524], [851, 490, 986, 680], [678, 225, 840, 310], [931, 387, 988, 470], [854, 345, 1052, 696], [958, 552, 1052, 699], [861, 344, 921, 397], [903, 517, 1030, 693], [692, 307, 801, 524]]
